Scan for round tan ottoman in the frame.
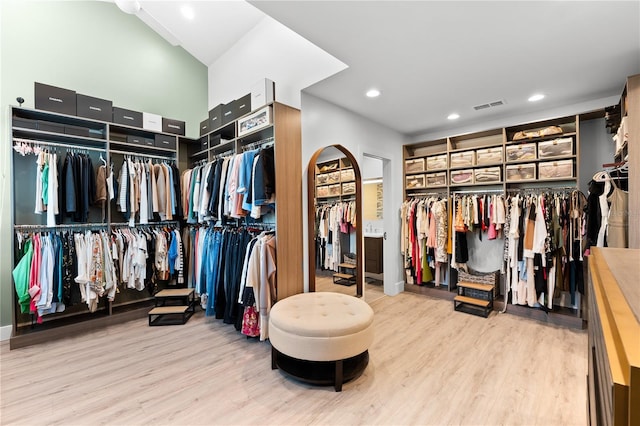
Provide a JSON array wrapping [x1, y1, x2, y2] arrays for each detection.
[[269, 292, 374, 391]]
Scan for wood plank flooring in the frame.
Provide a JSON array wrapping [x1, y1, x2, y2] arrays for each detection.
[[314, 274, 386, 304], [0, 291, 587, 425]]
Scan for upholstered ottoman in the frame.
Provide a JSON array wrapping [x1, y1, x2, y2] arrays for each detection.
[[269, 292, 374, 391]]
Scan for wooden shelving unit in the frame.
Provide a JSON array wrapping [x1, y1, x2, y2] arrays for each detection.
[[402, 114, 580, 199], [402, 113, 584, 324], [185, 102, 303, 300], [10, 106, 183, 349]]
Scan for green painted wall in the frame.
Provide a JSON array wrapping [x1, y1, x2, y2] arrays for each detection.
[[0, 1, 207, 329]]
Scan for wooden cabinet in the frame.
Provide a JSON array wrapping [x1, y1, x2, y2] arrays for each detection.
[[10, 105, 182, 348], [364, 237, 383, 274], [403, 115, 580, 198], [587, 248, 640, 426], [188, 102, 303, 300]]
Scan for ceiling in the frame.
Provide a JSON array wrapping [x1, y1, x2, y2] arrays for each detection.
[[132, 1, 640, 137]]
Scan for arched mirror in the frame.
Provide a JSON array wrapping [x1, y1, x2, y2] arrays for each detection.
[[307, 145, 363, 297]]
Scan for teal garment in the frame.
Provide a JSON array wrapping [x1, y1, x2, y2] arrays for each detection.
[[12, 239, 33, 314], [187, 166, 199, 223], [42, 162, 49, 205]]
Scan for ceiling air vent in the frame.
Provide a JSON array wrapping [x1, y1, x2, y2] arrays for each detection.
[[473, 100, 505, 111]]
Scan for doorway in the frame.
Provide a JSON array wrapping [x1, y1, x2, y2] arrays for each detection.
[[360, 154, 387, 303]]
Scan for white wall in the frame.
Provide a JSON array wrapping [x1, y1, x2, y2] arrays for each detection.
[[302, 93, 406, 296], [207, 16, 346, 110], [410, 95, 620, 142], [579, 118, 615, 193], [361, 156, 383, 180]]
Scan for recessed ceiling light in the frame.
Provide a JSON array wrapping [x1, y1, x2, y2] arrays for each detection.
[[180, 5, 195, 20], [528, 93, 545, 102], [447, 113, 460, 120], [366, 89, 381, 98]]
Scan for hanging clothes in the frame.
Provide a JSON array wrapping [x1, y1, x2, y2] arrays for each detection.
[[315, 201, 357, 272], [502, 189, 586, 310], [115, 158, 182, 225], [401, 196, 450, 286], [182, 145, 276, 226], [185, 224, 276, 340], [13, 225, 184, 320]]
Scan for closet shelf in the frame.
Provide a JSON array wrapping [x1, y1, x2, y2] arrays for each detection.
[[406, 185, 447, 191], [506, 131, 576, 145], [109, 140, 177, 154], [449, 145, 503, 153], [536, 176, 577, 182], [13, 128, 107, 146], [404, 152, 447, 160], [405, 170, 426, 176], [13, 105, 108, 127], [237, 124, 274, 143], [472, 162, 504, 168], [189, 149, 209, 158], [449, 182, 503, 188], [505, 155, 576, 165]]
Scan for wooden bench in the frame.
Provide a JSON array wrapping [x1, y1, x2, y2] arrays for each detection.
[[454, 281, 494, 318]]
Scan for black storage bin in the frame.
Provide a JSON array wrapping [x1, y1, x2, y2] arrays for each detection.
[[222, 100, 236, 125], [64, 124, 91, 138], [199, 118, 210, 136], [126, 135, 145, 146], [76, 94, 112, 122], [209, 134, 221, 148], [88, 128, 105, 139], [35, 82, 77, 116], [155, 134, 177, 150], [37, 121, 65, 133], [200, 136, 209, 151], [113, 107, 143, 128], [162, 118, 185, 136], [235, 94, 251, 118], [143, 137, 155, 147], [209, 104, 223, 130], [13, 117, 38, 130]]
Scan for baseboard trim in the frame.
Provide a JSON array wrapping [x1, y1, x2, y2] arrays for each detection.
[[0, 325, 13, 342], [384, 281, 404, 296]]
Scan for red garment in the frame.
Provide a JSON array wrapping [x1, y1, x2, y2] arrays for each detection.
[[409, 202, 422, 283], [28, 234, 43, 324]]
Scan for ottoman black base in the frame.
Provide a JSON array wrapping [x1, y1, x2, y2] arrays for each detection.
[[271, 346, 369, 392]]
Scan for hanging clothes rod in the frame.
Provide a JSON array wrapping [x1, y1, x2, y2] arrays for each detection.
[[451, 189, 505, 195], [13, 137, 106, 153], [506, 186, 575, 194], [407, 191, 449, 197], [109, 149, 175, 160], [213, 149, 235, 159], [110, 221, 179, 228], [14, 223, 108, 230], [242, 137, 275, 151]]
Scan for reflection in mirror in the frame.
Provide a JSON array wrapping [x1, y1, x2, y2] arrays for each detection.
[[362, 175, 384, 288], [308, 145, 362, 297]]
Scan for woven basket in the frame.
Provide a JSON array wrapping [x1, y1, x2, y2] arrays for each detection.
[[343, 253, 356, 265], [457, 269, 499, 298]]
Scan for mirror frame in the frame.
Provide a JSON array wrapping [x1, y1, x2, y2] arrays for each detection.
[[307, 145, 363, 297]]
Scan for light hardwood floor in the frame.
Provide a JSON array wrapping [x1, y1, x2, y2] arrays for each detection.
[[314, 273, 386, 304], [0, 291, 587, 425]]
